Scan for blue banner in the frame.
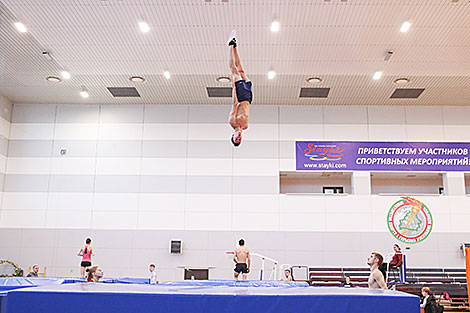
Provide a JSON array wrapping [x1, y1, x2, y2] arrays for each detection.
[[296, 141, 470, 171]]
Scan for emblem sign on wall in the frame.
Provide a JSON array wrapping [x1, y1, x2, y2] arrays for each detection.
[[387, 197, 433, 244]]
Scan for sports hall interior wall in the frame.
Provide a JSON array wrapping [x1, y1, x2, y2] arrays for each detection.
[[0, 94, 12, 207], [0, 103, 469, 280]]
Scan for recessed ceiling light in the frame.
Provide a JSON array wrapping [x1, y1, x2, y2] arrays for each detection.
[[268, 70, 276, 80], [373, 71, 383, 80], [216, 76, 231, 83], [60, 71, 71, 80], [400, 21, 411, 33], [14, 22, 27, 33], [163, 71, 171, 79], [393, 77, 410, 85], [129, 76, 146, 83], [46, 76, 62, 83], [80, 87, 89, 98], [271, 21, 280, 32], [306, 77, 323, 84], [138, 21, 150, 33]]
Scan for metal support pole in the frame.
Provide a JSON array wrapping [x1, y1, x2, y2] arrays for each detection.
[[260, 258, 265, 280], [465, 247, 470, 311]]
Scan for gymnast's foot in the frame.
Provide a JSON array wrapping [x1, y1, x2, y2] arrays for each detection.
[[227, 30, 237, 47]]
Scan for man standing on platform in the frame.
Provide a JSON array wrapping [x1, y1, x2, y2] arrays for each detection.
[[233, 239, 250, 280], [367, 252, 387, 289]]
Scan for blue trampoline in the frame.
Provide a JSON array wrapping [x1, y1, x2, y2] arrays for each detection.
[[3, 280, 419, 313]]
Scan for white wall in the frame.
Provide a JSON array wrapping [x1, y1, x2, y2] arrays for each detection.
[[1, 104, 469, 279], [0, 94, 12, 210]]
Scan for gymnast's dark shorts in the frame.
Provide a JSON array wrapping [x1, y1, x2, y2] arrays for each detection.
[[234, 263, 249, 273], [235, 80, 252, 104], [81, 261, 92, 267]]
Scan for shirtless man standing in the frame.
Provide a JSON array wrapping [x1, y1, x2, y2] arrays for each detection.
[[227, 30, 252, 147], [367, 252, 387, 289], [233, 239, 250, 280]]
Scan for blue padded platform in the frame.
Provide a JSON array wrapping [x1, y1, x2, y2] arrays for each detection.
[[0, 292, 6, 313], [0, 277, 150, 287], [105, 277, 150, 284], [62, 277, 86, 284], [159, 280, 308, 287], [4, 283, 419, 313], [0, 277, 65, 291], [63, 277, 150, 284]]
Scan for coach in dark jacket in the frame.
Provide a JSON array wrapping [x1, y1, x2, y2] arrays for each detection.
[[420, 287, 442, 313]]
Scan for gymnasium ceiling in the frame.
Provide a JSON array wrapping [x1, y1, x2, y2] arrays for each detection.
[[0, 0, 469, 106]]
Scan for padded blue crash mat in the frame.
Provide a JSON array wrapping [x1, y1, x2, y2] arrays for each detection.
[[0, 277, 65, 291], [158, 279, 308, 287], [4, 283, 419, 313]]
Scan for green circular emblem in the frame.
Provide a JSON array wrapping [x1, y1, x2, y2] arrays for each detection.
[[387, 197, 433, 244]]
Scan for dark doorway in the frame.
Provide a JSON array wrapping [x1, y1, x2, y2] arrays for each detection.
[[184, 269, 209, 280]]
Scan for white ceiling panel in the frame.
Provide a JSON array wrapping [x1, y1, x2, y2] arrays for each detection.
[[1, 0, 470, 105]]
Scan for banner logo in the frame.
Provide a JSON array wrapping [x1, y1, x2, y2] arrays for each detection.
[[303, 143, 344, 161], [387, 197, 433, 244]]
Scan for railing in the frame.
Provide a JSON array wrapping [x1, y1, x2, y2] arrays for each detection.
[[385, 253, 407, 283], [251, 253, 278, 280]]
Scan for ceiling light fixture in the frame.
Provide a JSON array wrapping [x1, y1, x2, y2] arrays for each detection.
[[306, 77, 323, 84], [400, 20, 412, 33], [384, 50, 394, 61], [163, 71, 171, 79], [46, 76, 62, 83], [138, 21, 150, 33], [80, 87, 89, 98], [268, 70, 276, 80], [42, 51, 53, 61], [393, 77, 410, 85], [129, 76, 146, 83], [373, 71, 383, 80], [216, 76, 231, 83], [271, 21, 280, 32], [61, 71, 71, 80], [14, 22, 27, 33]]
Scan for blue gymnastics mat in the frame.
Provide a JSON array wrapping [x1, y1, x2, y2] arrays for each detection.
[[0, 277, 65, 291], [159, 279, 308, 287], [4, 283, 419, 313], [0, 277, 150, 289]]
